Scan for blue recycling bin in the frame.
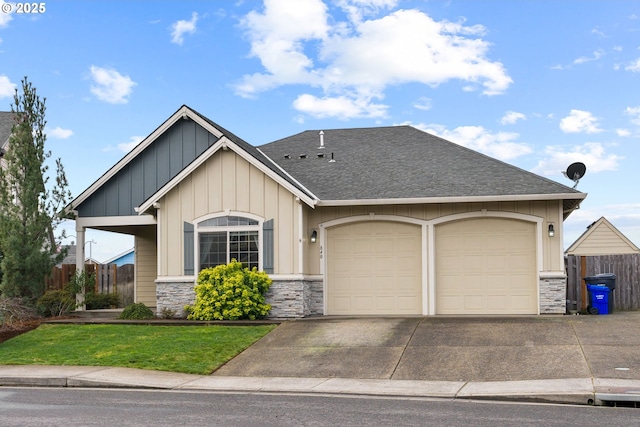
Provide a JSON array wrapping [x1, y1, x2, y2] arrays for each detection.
[[584, 274, 616, 313], [587, 285, 610, 315]]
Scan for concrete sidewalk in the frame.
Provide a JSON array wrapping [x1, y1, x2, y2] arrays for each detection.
[[2, 312, 640, 405], [1, 365, 639, 405]]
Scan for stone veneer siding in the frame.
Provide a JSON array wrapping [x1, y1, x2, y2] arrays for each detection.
[[539, 273, 567, 314], [155, 277, 323, 319], [156, 280, 196, 318]]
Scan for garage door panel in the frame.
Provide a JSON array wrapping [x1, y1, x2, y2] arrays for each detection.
[[327, 221, 422, 315], [436, 218, 537, 315]]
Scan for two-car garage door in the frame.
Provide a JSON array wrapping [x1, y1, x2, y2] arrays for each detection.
[[325, 218, 538, 315]]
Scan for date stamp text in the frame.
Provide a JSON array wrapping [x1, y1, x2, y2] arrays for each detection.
[[2, 2, 47, 14]]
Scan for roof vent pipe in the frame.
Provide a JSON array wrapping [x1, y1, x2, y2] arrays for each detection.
[[318, 131, 325, 149], [329, 152, 336, 163]]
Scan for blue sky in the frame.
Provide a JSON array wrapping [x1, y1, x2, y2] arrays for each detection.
[[1, 0, 639, 261]]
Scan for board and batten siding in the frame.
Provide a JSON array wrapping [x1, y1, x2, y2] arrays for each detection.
[[135, 226, 158, 307], [306, 200, 564, 275], [77, 119, 217, 218], [159, 149, 299, 276]]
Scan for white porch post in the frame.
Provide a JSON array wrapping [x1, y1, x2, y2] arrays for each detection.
[[75, 226, 86, 310]]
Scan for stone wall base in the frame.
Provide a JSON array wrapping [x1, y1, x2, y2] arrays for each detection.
[[539, 273, 567, 314], [155, 277, 323, 319]]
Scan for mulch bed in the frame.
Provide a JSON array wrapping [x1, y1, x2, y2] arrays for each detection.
[[0, 320, 43, 344]]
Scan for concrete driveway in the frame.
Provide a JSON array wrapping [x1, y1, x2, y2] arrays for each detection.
[[213, 313, 640, 382]]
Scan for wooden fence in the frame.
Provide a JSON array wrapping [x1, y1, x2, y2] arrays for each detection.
[[566, 254, 640, 312], [46, 264, 135, 307]]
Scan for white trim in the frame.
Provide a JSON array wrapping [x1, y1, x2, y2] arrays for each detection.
[[157, 205, 162, 276], [75, 215, 156, 228], [320, 210, 545, 316], [257, 147, 320, 203], [316, 193, 586, 207], [539, 271, 566, 279], [269, 274, 323, 281], [70, 106, 209, 210], [193, 211, 264, 274], [137, 138, 317, 214], [103, 247, 135, 265], [297, 200, 304, 275], [155, 276, 196, 283]]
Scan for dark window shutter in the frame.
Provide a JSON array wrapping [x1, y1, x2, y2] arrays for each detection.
[[184, 222, 194, 275], [262, 219, 274, 274]]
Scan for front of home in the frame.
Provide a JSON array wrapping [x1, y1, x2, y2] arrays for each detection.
[[69, 106, 586, 317]]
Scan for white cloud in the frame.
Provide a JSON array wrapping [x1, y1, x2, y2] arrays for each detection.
[[625, 106, 640, 126], [559, 110, 602, 134], [89, 66, 136, 104], [532, 142, 623, 176], [0, 74, 16, 98], [170, 12, 198, 45], [413, 123, 532, 161], [500, 111, 526, 125], [46, 127, 73, 139], [293, 93, 387, 119], [412, 97, 432, 111], [118, 136, 143, 153], [616, 129, 631, 137], [625, 58, 640, 72], [0, 2, 12, 28], [573, 49, 605, 65], [236, 1, 512, 118]]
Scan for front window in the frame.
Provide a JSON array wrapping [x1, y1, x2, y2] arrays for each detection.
[[197, 216, 260, 271]]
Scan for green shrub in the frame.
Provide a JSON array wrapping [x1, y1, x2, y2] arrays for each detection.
[[119, 303, 155, 320], [65, 270, 96, 295], [85, 293, 120, 310], [37, 290, 76, 317], [186, 259, 272, 321]]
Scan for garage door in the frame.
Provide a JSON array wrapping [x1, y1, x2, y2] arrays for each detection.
[[326, 221, 422, 315], [435, 218, 537, 315]]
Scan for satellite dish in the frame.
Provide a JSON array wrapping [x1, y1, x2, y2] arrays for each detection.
[[562, 162, 586, 189]]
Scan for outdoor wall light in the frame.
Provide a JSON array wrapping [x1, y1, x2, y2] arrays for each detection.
[[548, 224, 555, 237], [310, 230, 317, 243]]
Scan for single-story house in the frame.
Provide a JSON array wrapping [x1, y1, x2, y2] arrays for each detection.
[[68, 105, 586, 317]]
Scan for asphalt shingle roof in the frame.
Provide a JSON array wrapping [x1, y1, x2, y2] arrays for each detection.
[[0, 111, 14, 150], [259, 125, 582, 202]]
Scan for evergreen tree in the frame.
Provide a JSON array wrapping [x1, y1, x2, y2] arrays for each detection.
[[0, 77, 72, 303]]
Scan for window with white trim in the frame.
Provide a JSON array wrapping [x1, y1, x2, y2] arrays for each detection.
[[196, 215, 260, 271]]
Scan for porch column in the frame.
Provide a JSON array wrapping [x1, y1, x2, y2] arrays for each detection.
[[75, 226, 86, 310]]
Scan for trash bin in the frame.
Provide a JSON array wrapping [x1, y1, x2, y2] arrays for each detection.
[[584, 273, 616, 313], [586, 285, 610, 315]]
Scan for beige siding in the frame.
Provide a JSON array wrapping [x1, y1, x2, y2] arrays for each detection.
[[135, 226, 157, 308], [306, 200, 564, 275], [159, 149, 299, 276], [567, 220, 640, 255]]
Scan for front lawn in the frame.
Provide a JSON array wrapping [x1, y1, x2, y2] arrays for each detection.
[[0, 324, 276, 375]]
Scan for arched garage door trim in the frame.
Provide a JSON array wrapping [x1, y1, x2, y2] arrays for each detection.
[[319, 215, 428, 315], [428, 211, 543, 315]]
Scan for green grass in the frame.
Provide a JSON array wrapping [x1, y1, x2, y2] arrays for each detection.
[[0, 324, 276, 375]]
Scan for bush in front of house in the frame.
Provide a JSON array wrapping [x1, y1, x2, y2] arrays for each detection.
[[36, 290, 76, 317], [118, 303, 155, 320], [186, 259, 272, 321], [85, 292, 120, 310]]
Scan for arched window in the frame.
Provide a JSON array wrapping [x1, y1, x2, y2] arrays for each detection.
[[196, 215, 260, 271]]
